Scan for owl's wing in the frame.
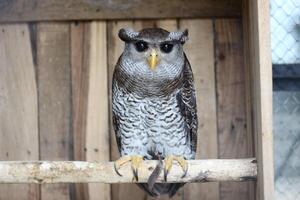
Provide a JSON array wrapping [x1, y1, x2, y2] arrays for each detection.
[[112, 70, 123, 154], [112, 113, 122, 153], [176, 54, 198, 154]]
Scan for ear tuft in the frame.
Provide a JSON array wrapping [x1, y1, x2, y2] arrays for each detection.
[[168, 29, 189, 44], [118, 28, 138, 42], [181, 29, 188, 44]]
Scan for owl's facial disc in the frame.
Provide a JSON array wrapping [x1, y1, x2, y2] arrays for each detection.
[[147, 49, 159, 70]]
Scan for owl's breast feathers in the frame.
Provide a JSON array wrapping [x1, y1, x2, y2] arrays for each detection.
[[112, 53, 198, 155], [112, 54, 185, 98], [112, 53, 198, 197]]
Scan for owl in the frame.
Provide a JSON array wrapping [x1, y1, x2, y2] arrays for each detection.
[[112, 28, 198, 197]]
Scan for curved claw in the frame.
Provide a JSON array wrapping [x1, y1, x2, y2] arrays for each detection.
[[176, 156, 188, 178], [163, 155, 188, 181], [114, 155, 143, 181], [164, 156, 172, 182], [114, 162, 123, 176], [114, 155, 131, 177], [181, 164, 188, 178], [131, 156, 143, 181], [164, 169, 169, 182]]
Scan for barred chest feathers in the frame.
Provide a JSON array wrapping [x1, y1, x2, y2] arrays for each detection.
[[112, 82, 195, 160]]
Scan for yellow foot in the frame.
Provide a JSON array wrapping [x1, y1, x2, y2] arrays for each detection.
[[114, 155, 143, 181], [164, 155, 188, 181]]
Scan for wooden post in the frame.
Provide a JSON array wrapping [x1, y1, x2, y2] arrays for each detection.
[[243, 0, 275, 199]]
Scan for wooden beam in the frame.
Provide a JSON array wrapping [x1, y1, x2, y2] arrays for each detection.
[[0, 159, 257, 184], [0, 0, 241, 22], [243, 0, 274, 199]]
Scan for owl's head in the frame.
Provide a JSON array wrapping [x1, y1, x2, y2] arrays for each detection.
[[119, 28, 188, 70], [116, 28, 188, 96]]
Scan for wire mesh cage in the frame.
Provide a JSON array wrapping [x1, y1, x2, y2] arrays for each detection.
[[271, 0, 300, 64], [0, 0, 274, 199], [271, 0, 300, 199]]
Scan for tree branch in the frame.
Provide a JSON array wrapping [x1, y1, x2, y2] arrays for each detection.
[[0, 159, 257, 184]]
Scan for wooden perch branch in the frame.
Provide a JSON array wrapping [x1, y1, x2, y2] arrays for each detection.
[[0, 159, 257, 184]]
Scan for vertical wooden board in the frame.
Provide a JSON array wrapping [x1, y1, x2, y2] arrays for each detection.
[[85, 21, 111, 200], [71, 22, 89, 200], [133, 20, 156, 29], [179, 19, 219, 200], [244, 0, 274, 199], [0, 24, 39, 200], [133, 19, 177, 31], [156, 19, 178, 31], [242, 2, 255, 200], [71, 22, 89, 163], [215, 19, 251, 200], [36, 22, 72, 200], [71, 21, 111, 200], [107, 20, 147, 200]]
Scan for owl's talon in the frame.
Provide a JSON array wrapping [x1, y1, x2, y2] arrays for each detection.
[[163, 155, 188, 182], [132, 167, 139, 181], [114, 155, 143, 181], [181, 166, 188, 178], [114, 164, 123, 176], [164, 169, 168, 182]]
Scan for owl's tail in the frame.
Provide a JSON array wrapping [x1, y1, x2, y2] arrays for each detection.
[[137, 158, 184, 197], [137, 183, 184, 197]]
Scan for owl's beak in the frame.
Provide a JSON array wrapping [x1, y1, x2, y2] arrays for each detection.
[[147, 49, 159, 70]]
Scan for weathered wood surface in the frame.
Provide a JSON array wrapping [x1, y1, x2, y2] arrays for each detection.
[[215, 19, 254, 200], [242, 2, 256, 200], [243, 0, 274, 199], [71, 21, 90, 200], [36, 23, 73, 200], [180, 19, 219, 200], [0, 24, 39, 200], [71, 21, 111, 200], [0, 159, 257, 184], [85, 21, 110, 200], [0, 0, 241, 22]]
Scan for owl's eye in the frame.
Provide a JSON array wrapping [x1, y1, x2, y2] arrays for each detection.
[[160, 43, 174, 53], [134, 41, 148, 52]]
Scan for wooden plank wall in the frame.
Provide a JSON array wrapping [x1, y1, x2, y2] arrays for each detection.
[[0, 17, 253, 200]]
